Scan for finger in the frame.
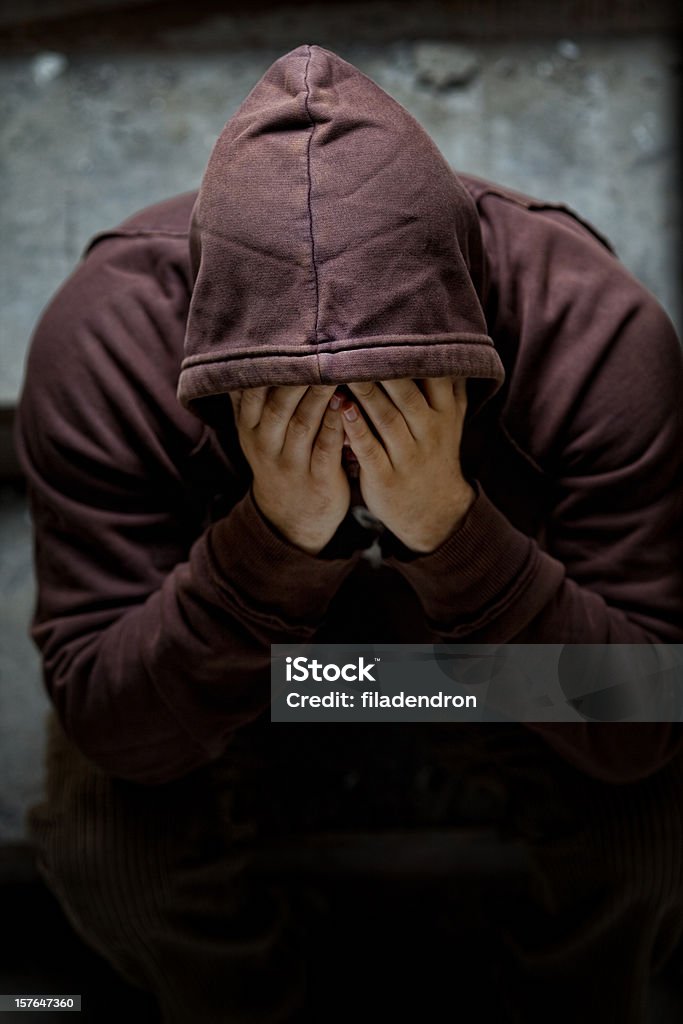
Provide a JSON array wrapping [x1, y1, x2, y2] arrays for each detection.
[[452, 377, 468, 404], [311, 398, 345, 476], [342, 402, 392, 473], [282, 385, 337, 459], [228, 389, 242, 420], [450, 379, 470, 449], [379, 379, 430, 438], [237, 387, 269, 430], [346, 381, 412, 459], [257, 385, 309, 454], [422, 376, 461, 413]]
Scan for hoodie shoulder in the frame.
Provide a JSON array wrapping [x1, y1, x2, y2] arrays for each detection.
[[84, 191, 198, 255], [16, 192, 204, 492], [459, 170, 681, 479], [458, 172, 615, 254]]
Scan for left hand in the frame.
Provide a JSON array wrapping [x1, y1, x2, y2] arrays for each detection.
[[341, 378, 475, 553]]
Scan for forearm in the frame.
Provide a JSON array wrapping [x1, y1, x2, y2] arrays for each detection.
[[385, 486, 679, 644], [38, 491, 359, 784], [385, 485, 683, 782]]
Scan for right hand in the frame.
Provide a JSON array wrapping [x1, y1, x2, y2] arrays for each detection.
[[229, 385, 350, 555]]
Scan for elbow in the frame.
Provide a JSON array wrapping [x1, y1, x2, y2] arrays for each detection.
[[46, 663, 219, 786]]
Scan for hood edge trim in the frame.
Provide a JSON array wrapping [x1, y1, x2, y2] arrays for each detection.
[[177, 339, 505, 409]]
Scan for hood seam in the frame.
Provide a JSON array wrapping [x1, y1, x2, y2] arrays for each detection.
[[303, 45, 321, 366], [180, 333, 495, 369]]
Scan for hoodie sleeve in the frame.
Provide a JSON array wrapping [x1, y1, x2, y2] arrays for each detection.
[[14, 233, 358, 785], [384, 194, 683, 781]]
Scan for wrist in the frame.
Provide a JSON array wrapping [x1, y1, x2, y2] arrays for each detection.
[[250, 489, 335, 557], [398, 484, 476, 554]]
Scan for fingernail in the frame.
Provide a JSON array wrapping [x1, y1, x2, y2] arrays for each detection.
[[342, 405, 358, 422], [330, 395, 342, 410]]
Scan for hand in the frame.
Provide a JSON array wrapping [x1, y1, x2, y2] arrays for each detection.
[[229, 386, 350, 555], [340, 378, 475, 553]]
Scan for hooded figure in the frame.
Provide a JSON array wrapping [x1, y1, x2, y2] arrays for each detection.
[[179, 44, 502, 413], [13, 45, 683, 1023]]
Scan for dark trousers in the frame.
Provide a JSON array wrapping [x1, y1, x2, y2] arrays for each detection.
[[28, 713, 683, 1023]]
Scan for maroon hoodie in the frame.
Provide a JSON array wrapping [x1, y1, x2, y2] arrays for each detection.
[[14, 45, 683, 785]]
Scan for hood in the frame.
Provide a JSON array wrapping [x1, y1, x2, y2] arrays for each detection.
[[178, 44, 504, 422]]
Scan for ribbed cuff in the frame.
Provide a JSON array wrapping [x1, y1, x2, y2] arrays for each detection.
[[385, 485, 565, 640], [204, 491, 360, 626]]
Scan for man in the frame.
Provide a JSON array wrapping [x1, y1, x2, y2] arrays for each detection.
[[14, 45, 683, 1022]]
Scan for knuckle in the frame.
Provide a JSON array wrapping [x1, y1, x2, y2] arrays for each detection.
[[251, 436, 270, 459], [377, 405, 401, 431], [404, 387, 424, 410], [318, 414, 339, 440], [361, 439, 383, 464], [263, 403, 289, 427], [313, 442, 332, 465], [287, 414, 311, 440], [278, 450, 298, 473]]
